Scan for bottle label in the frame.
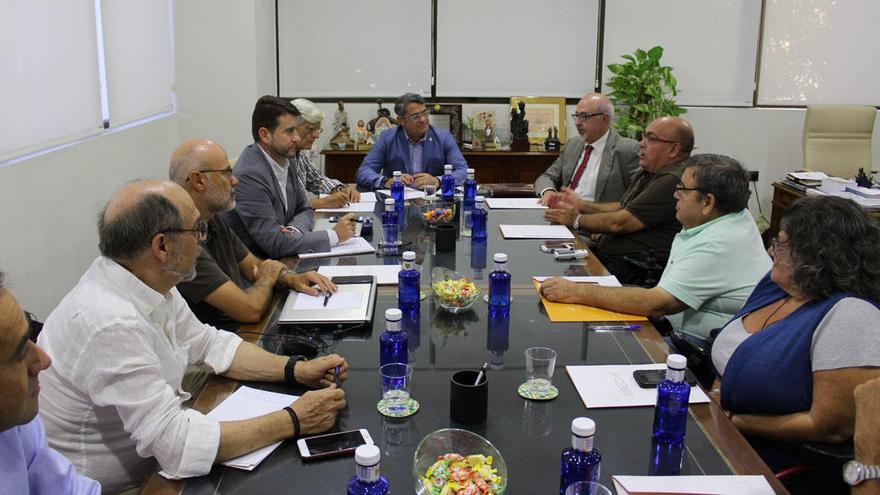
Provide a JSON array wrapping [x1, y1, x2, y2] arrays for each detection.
[[572, 433, 594, 452], [402, 260, 414, 271], [493, 262, 507, 272], [666, 367, 686, 383], [386, 319, 401, 332], [356, 463, 380, 482]]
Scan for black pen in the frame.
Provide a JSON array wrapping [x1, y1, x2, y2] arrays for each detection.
[[323, 292, 331, 306]]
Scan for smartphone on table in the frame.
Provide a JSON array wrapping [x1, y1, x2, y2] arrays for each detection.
[[297, 428, 373, 461], [632, 369, 698, 389]]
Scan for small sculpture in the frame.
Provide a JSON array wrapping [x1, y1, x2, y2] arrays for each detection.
[[855, 167, 873, 188], [332, 100, 348, 135], [510, 100, 530, 151], [373, 116, 394, 138], [329, 122, 354, 150], [355, 119, 368, 145], [546, 126, 561, 151], [367, 99, 397, 134]]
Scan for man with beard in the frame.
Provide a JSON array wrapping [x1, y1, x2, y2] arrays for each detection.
[[169, 139, 335, 331], [37, 180, 349, 492], [223, 96, 357, 258]]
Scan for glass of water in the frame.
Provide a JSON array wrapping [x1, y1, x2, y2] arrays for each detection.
[[379, 363, 413, 415], [564, 482, 613, 495], [423, 183, 437, 200], [524, 347, 557, 394]]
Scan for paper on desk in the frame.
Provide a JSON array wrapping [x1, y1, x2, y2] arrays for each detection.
[[207, 386, 299, 470], [499, 224, 574, 239], [318, 264, 401, 285], [298, 236, 376, 259], [319, 192, 376, 202], [376, 187, 426, 200], [485, 198, 547, 209], [532, 278, 647, 322], [566, 363, 709, 408], [292, 291, 363, 311], [612, 475, 774, 495], [533, 275, 622, 287], [787, 171, 828, 181], [315, 202, 377, 213]]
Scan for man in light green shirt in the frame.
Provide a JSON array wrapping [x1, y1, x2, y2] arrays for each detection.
[[541, 153, 770, 343]]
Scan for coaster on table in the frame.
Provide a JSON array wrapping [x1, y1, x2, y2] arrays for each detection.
[[517, 382, 559, 401], [377, 398, 420, 418]]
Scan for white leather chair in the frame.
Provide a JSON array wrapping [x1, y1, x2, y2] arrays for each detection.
[[803, 105, 876, 179]]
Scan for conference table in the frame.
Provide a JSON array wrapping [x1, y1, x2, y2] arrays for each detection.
[[139, 198, 788, 494]]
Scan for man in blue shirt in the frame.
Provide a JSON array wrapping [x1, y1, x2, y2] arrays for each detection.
[[356, 93, 468, 190], [0, 270, 100, 494]]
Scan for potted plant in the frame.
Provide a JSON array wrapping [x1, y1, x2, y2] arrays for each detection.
[[605, 46, 686, 141]]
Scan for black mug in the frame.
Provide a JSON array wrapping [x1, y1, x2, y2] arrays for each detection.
[[435, 224, 456, 252], [450, 370, 488, 424]]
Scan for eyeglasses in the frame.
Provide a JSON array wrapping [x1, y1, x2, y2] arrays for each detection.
[[156, 220, 209, 241], [571, 112, 605, 121], [196, 167, 233, 177], [299, 123, 322, 135], [403, 110, 430, 122], [674, 183, 708, 194], [643, 133, 678, 145]]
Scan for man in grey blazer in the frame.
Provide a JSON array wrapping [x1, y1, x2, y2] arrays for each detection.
[[222, 96, 356, 258], [536, 93, 639, 206]]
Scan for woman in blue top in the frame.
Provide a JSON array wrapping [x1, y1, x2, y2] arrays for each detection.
[[711, 196, 880, 467]]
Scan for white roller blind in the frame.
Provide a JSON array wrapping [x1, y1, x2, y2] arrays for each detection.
[[758, 0, 880, 105], [0, 0, 103, 161], [278, 0, 432, 97], [436, 0, 599, 98], [603, 0, 761, 107], [101, 0, 174, 126]]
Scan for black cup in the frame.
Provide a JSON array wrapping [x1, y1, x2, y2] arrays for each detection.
[[435, 224, 456, 252], [450, 370, 488, 424]]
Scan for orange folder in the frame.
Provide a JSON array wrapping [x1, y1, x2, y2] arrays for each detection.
[[532, 279, 649, 323]]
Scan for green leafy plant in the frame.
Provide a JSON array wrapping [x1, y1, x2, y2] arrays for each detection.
[[605, 46, 686, 141]]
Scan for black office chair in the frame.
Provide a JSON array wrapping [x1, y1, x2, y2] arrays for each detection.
[[775, 440, 852, 494]]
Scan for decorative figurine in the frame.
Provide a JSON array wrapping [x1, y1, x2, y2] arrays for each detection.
[[332, 100, 349, 135], [510, 100, 530, 151], [855, 167, 873, 188], [546, 126, 561, 151], [329, 122, 354, 150], [373, 116, 394, 139], [367, 99, 397, 134], [355, 119, 369, 145]]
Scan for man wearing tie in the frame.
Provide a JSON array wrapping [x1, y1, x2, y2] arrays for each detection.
[[536, 93, 639, 206]]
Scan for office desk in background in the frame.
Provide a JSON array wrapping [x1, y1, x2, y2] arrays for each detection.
[[770, 181, 880, 238], [321, 149, 560, 185], [139, 203, 788, 495]]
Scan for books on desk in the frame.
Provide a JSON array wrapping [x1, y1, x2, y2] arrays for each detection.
[[786, 170, 827, 187], [532, 276, 648, 322]]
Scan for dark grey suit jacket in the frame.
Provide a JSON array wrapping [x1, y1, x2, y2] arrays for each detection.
[[222, 143, 331, 258], [534, 130, 640, 203]]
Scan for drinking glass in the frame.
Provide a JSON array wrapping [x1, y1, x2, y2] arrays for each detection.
[[524, 347, 557, 394], [423, 183, 437, 200], [564, 481, 613, 495], [380, 363, 413, 414]]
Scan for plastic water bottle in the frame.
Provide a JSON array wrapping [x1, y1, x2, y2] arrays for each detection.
[[463, 167, 477, 208], [649, 437, 684, 476], [441, 164, 455, 201], [470, 238, 488, 280], [379, 308, 407, 367], [652, 354, 691, 444], [488, 253, 511, 308], [398, 251, 420, 311], [559, 417, 602, 495], [487, 305, 510, 369], [470, 196, 488, 240], [347, 444, 390, 495], [390, 170, 405, 208], [381, 198, 399, 251]]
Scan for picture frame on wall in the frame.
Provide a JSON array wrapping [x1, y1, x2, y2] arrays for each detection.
[[509, 96, 566, 145], [428, 103, 463, 145]]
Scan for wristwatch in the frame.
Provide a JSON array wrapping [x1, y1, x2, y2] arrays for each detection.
[[843, 460, 880, 486], [572, 214, 582, 230]]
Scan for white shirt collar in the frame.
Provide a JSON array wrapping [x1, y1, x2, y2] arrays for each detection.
[[96, 256, 168, 314], [585, 129, 609, 149]]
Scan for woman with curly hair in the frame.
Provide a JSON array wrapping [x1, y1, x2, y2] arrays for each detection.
[[711, 195, 880, 467]]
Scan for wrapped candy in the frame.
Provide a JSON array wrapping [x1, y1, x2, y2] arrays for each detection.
[[422, 453, 501, 495]]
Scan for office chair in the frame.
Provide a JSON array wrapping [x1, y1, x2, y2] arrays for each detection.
[[803, 104, 876, 179]]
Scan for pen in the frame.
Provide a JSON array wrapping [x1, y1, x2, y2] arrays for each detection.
[[588, 324, 641, 331], [323, 292, 331, 306], [474, 362, 488, 386], [333, 365, 340, 387]]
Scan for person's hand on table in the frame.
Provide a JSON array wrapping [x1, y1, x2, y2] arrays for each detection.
[[294, 354, 349, 388], [412, 173, 439, 190], [314, 191, 349, 209], [287, 271, 337, 296], [339, 185, 360, 203], [543, 201, 579, 227], [254, 259, 285, 282], [540, 277, 582, 304], [384, 174, 414, 188], [539, 190, 562, 208], [290, 385, 347, 435], [332, 213, 357, 242]]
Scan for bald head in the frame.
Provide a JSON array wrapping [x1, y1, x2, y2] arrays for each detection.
[[655, 117, 694, 154], [579, 93, 614, 119], [574, 93, 614, 143], [169, 139, 228, 186]]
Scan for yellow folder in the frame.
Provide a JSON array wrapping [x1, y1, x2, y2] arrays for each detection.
[[532, 279, 649, 323]]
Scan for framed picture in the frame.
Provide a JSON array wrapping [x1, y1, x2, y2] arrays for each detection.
[[509, 96, 566, 145], [428, 103, 463, 145]]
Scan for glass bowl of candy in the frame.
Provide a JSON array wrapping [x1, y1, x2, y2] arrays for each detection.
[[414, 428, 507, 495], [431, 267, 480, 313], [418, 201, 457, 227]]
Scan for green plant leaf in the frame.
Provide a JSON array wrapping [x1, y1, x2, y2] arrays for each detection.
[[647, 46, 664, 61]]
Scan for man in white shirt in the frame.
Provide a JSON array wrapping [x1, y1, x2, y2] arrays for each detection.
[[37, 179, 348, 493], [535, 93, 640, 206]]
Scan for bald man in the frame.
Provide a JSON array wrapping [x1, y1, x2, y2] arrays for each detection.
[[544, 117, 694, 284], [169, 139, 335, 331], [37, 180, 348, 492], [536, 93, 639, 206]]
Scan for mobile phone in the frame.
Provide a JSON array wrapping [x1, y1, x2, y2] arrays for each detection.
[[543, 240, 571, 248], [297, 428, 373, 461], [632, 369, 698, 389], [540, 242, 573, 253]]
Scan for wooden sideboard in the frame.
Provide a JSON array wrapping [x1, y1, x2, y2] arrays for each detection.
[[321, 149, 560, 185], [770, 181, 880, 237]]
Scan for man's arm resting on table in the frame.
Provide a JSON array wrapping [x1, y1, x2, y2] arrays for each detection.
[[575, 208, 645, 235], [576, 200, 621, 214], [854, 378, 880, 495], [542, 280, 686, 319]]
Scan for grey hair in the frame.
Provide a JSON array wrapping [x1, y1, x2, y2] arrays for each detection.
[[394, 93, 425, 117], [683, 154, 751, 215], [290, 98, 325, 124], [168, 147, 202, 186], [98, 192, 183, 262], [596, 98, 614, 120], [0, 269, 4, 289]]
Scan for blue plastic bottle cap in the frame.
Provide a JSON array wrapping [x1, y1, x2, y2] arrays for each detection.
[[493, 253, 508, 263], [393, 170, 402, 177], [666, 354, 687, 370], [385, 308, 402, 322], [355, 444, 381, 466], [402, 251, 416, 261], [571, 417, 596, 437], [385, 198, 395, 205]]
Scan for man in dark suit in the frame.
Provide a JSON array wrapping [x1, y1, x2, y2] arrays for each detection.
[[536, 93, 639, 206], [223, 96, 357, 258]]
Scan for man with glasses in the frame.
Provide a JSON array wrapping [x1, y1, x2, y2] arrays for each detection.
[[170, 139, 335, 331], [356, 92, 468, 190], [542, 154, 770, 347], [37, 179, 348, 492], [545, 116, 695, 284], [536, 93, 639, 206]]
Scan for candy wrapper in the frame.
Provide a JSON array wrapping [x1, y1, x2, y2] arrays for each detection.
[[422, 453, 503, 495]]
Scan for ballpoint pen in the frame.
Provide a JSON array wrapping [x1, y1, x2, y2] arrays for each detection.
[[473, 362, 488, 385], [333, 365, 340, 387], [588, 324, 641, 331], [323, 292, 331, 306]]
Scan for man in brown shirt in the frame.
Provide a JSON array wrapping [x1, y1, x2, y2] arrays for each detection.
[[545, 117, 694, 284]]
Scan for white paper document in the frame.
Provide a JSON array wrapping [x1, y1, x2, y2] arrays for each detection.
[[315, 202, 377, 213], [318, 264, 401, 285], [292, 291, 363, 311], [499, 224, 575, 239], [533, 276, 622, 287], [612, 475, 774, 495], [318, 191, 376, 203], [566, 363, 710, 408], [485, 198, 547, 209], [376, 187, 426, 200], [298, 236, 376, 259], [206, 386, 299, 470]]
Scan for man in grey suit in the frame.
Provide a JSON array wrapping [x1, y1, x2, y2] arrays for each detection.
[[223, 96, 356, 258], [536, 93, 639, 207]]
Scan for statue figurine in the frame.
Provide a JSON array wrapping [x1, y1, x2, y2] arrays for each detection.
[[373, 116, 394, 139], [355, 119, 368, 145], [855, 167, 873, 188], [329, 122, 354, 150], [332, 100, 348, 135], [367, 99, 397, 134], [547, 126, 561, 151], [510, 100, 530, 151], [543, 127, 553, 151]]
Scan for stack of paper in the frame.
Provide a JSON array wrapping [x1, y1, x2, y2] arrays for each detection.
[[612, 475, 774, 494], [499, 224, 574, 239], [376, 187, 426, 200], [565, 363, 709, 408], [298, 236, 376, 259], [315, 192, 377, 212], [318, 264, 401, 285], [207, 386, 299, 470], [532, 277, 648, 322], [485, 198, 547, 209]]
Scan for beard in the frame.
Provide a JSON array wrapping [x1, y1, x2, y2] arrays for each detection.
[[207, 188, 235, 213], [166, 246, 198, 282]]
